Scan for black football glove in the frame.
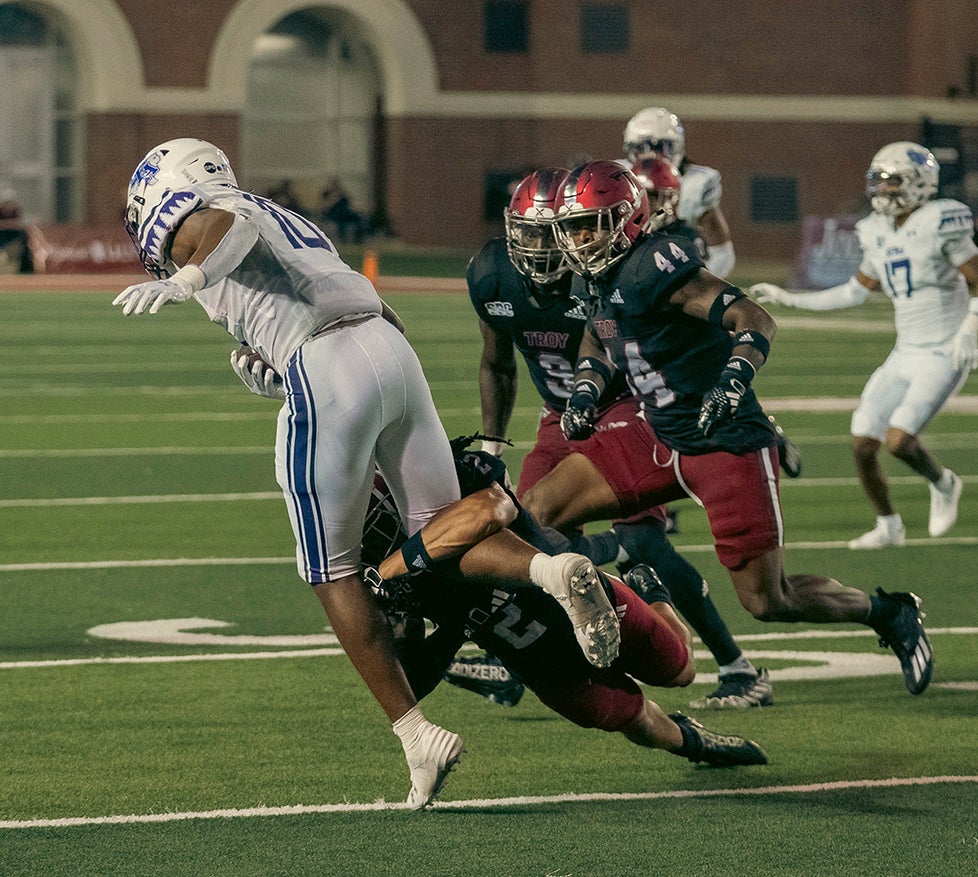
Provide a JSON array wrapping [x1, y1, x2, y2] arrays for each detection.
[[697, 356, 756, 438], [560, 380, 600, 441]]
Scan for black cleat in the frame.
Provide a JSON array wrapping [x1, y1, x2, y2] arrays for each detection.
[[443, 653, 525, 707], [769, 415, 802, 478], [623, 563, 673, 606], [872, 588, 933, 695], [669, 712, 769, 767]]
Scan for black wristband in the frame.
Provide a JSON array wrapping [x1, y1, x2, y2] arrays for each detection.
[[570, 378, 601, 404], [733, 329, 771, 363], [707, 287, 745, 326], [575, 356, 613, 389], [400, 530, 434, 575], [721, 355, 757, 385]]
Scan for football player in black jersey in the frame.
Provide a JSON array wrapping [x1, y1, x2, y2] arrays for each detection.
[[631, 155, 802, 482], [522, 159, 933, 697], [361, 439, 769, 774], [468, 168, 774, 709]]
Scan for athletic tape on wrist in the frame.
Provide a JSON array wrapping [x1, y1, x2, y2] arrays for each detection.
[[400, 530, 435, 575], [733, 329, 771, 362], [707, 287, 745, 326], [969, 296, 978, 316]]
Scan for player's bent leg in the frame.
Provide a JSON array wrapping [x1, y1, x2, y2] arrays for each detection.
[[610, 578, 693, 687], [522, 452, 622, 531]]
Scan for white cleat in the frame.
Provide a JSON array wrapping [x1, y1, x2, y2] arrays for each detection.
[[536, 553, 620, 668], [928, 469, 962, 537], [404, 723, 465, 810], [848, 516, 905, 549]]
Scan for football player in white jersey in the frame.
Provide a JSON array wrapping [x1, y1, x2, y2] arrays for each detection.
[[750, 142, 978, 548], [112, 138, 470, 808], [113, 139, 620, 808], [623, 106, 736, 278]]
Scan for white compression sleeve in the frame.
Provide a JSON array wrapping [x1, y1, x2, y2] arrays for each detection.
[[195, 213, 261, 286], [705, 240, 735, 278], [789, 277, 871, 311]]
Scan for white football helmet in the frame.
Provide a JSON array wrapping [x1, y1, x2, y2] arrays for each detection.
[[865, 141, 938, 216], [623, 107, 686, 166], [125, 138, 237, 277]]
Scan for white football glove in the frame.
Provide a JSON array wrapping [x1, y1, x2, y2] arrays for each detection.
[[112, 265, 204, 316], [230, 348, 286, 399], [748, 282, 795, 307], [951, 312, 978, 372]]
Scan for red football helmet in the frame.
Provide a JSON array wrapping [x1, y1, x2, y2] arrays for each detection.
[[554, 160, 649, 277], [504, 167, 570, 285], [630, 156, 682, 232]]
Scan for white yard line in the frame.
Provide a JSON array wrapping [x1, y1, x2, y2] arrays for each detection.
[[1, 775, 975, 828]]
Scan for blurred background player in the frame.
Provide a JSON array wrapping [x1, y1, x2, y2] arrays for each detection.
[[528, 159, 934, 697], [623, 106, 735, 279], [749, 142, 978, 548], [467, 167, 774, 710], [361, 439, 769, 768]]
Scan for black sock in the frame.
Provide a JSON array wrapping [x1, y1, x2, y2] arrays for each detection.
[[866, 591, 895, 630]]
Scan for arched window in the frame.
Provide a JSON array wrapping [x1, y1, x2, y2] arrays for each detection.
[[0, 3, 80, 222], [243, 7, 381, 232]]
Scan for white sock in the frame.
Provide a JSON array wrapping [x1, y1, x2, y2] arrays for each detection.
[[936, 469, 954, 492], [878, 513, 902, 530], [392, 705, 426, 741], [719, 656, 756, 676]]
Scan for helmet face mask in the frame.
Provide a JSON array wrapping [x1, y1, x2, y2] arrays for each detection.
[[504, 167, 570, 287], [125, 138, 237, 277], [361, 473, 407, 566], [623, 106, 686, 166], [554, 160, 649, 278], [865, 141, 938, 216]]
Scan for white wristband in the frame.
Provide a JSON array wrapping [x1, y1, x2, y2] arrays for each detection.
[[481, 440, 506, 456], [968, 296, 978, 316]]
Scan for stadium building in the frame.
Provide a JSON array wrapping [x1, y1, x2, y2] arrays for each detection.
[[2, 0, 978, 262]]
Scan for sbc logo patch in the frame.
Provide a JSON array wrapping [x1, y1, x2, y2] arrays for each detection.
[[485, 301, 514, 317]]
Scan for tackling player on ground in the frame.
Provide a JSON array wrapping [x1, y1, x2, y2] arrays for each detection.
[[749, 142, 977, 548], [361, 437, 769, 790]]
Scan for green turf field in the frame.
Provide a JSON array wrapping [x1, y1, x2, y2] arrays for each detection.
[[1, 282, 977, 877]]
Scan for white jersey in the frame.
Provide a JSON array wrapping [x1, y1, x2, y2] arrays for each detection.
[[677, 163, 722, 226], [855, 199, 978, 348], [191, 184, 382, 375]]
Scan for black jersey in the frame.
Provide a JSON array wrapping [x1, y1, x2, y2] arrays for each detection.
[[467, 237, 625, 410], [582, 233, 773, 455], [660, 218, 708, 262]]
